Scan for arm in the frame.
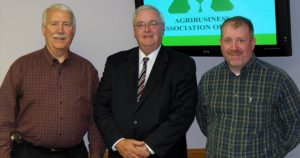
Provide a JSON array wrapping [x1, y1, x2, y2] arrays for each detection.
[[88, 68, 106, 158], [0, 63, 21, 158], [144, 59, 197, 157], [196, 77, 208, 136], [93, 56, 124, 148], [278, 76, 300, 153], [87, 121, 106, 158]]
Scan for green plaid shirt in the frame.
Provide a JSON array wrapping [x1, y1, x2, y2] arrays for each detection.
[[196, 56, 300, 158]]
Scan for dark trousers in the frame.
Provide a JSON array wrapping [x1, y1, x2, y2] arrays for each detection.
[[11, 141, 88, 158]]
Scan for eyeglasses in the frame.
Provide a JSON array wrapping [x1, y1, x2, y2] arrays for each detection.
[[134, 20, 162, 30]]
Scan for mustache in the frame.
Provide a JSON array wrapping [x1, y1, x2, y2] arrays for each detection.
[[53, 34, 67, 39], [229, 50, 242, 55]]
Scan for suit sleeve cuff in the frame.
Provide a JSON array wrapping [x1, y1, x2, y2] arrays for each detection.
[[144, 143, 155, 155], [112, 138, 124, 151]]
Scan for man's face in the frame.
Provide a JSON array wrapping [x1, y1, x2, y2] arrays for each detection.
[[133, 9, 164, 55], [220, 22, 255, 72], [42, 9, 75, 53]]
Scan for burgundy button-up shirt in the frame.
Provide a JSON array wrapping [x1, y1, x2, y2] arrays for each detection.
[[0, 47, 105, 158]]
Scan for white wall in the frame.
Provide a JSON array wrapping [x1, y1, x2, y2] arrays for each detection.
[[1, 0, 299, 157], [0, 0, 137, 84]]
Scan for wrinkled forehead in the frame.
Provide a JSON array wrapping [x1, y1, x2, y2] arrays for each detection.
[[47, 9, 72, 19], [134, 9, 162, 23], [225, 21, 249, 30], [221, 21, 252, 37]]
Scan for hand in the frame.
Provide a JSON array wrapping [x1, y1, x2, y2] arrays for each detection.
[[134, 143, 150, 158], [116, 138, 150, 158]]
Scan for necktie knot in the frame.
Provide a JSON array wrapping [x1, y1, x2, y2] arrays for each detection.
[[143, 57, 149, 64]]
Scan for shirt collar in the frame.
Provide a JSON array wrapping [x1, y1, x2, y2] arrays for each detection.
[[224, 54, 256, 76], [241, 54, 256, 73], [43, 47, 71, 66], [138, 45, 161, 64]]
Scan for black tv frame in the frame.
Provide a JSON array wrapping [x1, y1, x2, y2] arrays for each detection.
[[134, 0, 292, 56]]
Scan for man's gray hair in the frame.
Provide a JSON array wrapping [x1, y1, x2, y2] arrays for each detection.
[[42, 3, 76, 28], [133, 5, 164, 25]]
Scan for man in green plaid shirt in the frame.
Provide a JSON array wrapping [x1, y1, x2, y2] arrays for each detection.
[[196, 16, 300, 157]]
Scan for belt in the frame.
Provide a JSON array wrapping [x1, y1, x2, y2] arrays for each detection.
[[34, 145, 67, 152], [10, 131, 83, 153]]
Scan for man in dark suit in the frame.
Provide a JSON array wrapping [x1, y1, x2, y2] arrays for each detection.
[[94, 5, 197, 158]]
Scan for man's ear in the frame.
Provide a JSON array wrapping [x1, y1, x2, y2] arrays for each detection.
[[42, 24, 46, 36], [251, 37, 256, 51]]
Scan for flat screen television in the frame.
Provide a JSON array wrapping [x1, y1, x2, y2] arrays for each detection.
[[134, 0, 292, 56]]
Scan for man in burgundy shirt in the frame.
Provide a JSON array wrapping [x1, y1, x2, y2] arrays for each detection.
[[0, 3, 105, 158]]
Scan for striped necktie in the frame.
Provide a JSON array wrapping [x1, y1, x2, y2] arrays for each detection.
[[137, 57, 149, 102]]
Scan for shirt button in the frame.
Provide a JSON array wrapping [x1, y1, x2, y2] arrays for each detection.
[[133, 120, 138, 125]]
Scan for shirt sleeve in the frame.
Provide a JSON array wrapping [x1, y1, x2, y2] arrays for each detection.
[[87, 120, 106, 158], [144, 143, 155, 155], [196, 76, 208, 136], [279, 75, 300, 153], [87, 70, 106, 158], [0, 63, 21, 158]]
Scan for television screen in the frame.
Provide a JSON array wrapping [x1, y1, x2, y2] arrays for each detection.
[[134, 0, 292, 56]]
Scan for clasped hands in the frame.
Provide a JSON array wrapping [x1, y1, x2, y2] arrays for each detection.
[[116, 138, 151, 158]]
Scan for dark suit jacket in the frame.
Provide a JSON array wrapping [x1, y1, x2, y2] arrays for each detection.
[[94, 46, 197, 158]]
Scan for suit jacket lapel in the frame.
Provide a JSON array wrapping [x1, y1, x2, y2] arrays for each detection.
[[136, 46, 168, 109], [126, 48, 139, 107]]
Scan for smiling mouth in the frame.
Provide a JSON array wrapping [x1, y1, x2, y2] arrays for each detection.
[[229, 50, 242, 56], [142, 33, 153, 37], [54, 37, 66, 41], [53, 34, 67, 40]]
